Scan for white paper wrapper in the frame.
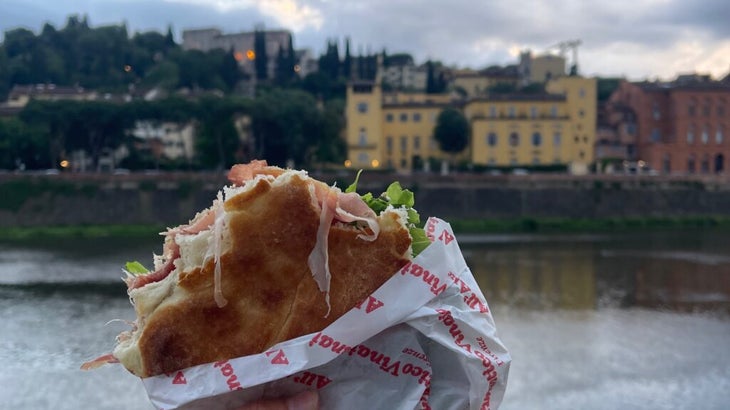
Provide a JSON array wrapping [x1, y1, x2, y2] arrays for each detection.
[[142, 218, 511, 409]]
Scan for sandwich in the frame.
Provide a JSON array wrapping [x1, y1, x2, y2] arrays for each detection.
[[83, 160, 429, 378]]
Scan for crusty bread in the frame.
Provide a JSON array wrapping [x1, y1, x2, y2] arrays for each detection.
[[113, 171, 412, 377]]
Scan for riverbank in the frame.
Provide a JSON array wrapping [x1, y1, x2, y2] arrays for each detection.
[[2, 172, 730, 229], [2, 216, 729, 241]]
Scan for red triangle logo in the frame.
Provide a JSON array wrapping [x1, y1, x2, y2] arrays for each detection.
[[172, 371, 187, 385], [266, 349, 289, 365], [365, 296, 384, 313]]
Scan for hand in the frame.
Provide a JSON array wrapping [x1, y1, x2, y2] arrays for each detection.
[[236, 390, 319, 410]]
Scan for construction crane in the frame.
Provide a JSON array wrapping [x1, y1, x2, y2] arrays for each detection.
[[549, 39, 582, 75]]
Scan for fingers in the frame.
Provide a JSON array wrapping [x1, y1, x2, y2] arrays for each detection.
[[236, 390, 319, 410]]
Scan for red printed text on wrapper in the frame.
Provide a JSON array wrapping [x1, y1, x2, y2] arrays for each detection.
[[448, 271, 489, 314], [293, 371, 332, 389], [213, 360, 243, 391], [308, 333, 432, 386], [436, 309, 499, 409], [425, 218, 454, 245], [354, 295, 385, 314], [399, 261, 447, 296], [265, 349, 290, 365]]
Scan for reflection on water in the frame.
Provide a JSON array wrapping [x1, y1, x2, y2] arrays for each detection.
[[1, 230, 729, 409], [462, 231, 730, 313]]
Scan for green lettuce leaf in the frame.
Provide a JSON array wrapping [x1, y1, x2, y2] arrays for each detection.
[[125, 261, 149, 275], [347, 172, 430, 256]]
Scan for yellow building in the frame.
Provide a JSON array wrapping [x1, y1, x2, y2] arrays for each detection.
[[467, 76, 596, 170], [345, 75, 597, 173], [346, 81, 458, 171]]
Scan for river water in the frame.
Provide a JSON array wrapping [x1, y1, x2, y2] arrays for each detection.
[[1, 230, 729, 409]]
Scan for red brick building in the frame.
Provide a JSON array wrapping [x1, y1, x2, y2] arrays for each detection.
[[605, 74, 729, 174]]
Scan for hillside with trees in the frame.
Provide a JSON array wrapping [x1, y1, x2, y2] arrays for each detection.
[[0, 16, 382, 171]]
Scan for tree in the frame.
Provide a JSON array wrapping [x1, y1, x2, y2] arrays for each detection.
[[250, 89, 328, 167], [343, 37, 352, 79], [254, 28, 268, 81], [426, 60, 436, 93], [433, 107, 470, 165]]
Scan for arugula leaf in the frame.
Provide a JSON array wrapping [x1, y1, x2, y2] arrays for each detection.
[[125, 261, 149, 275], [347, 173, 430, 257], [345, 169, 363, 193]]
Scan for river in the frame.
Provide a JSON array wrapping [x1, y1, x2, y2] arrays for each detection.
[[1, 230, 729, 409]]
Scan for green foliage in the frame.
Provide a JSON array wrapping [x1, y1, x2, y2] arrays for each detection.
[[434, 107, 470, 155], [250, 88, 343, 168]]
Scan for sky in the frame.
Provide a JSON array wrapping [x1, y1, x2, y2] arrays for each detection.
[[2, 0, 730, 81]]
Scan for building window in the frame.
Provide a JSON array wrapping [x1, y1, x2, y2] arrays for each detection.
[[652, 103, 660, 120], [701, 154, 710, 173], [358, 152, 369, 163], [553, 132, 561, 146], [663, 154, 671, 173], [626, 123, 636, 136], [386, 113, 393, 122], [651, 128, 661, 142], [687, 125, 695, 144], [703, 103, 711, 117], [358, 128, 367, 146], [508, 106, 516, 118], [530, 106, 538, 119], [487, 132, 498, 147], [533, 157, 541, 165], [489, 106, 497, 118], [386, 136, 393, 155], [509, 132, 519, 147], [688, 155, 696, 173], [701, 125, 709, 144], [414, 136, 421, 151], [400, 136, 407, 154], [718, 105, 725, 117], [717, 125, 725, 144], [357, 102, 368, 113], [579, 88, 585, 98], [532, 132, 542, 146], [413, 113, 422, 122], [400, 113, 408, 122], [400, 159, 407, 168], [579, 109, 585, 118], [551, 105, 558, 118], [688, 104, 695, 116]]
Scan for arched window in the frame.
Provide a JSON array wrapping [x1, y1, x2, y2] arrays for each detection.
[[701, 125, 709, 144], [688, 154, 696, 173], [358, 128, 367, 146], [701, 154, 710, 173], [716, 125, 724, 144], [553, 132, 561, 146], [487, 132, 498, 147], [509, 132, 519, 147], [532, 132, 542, 146]]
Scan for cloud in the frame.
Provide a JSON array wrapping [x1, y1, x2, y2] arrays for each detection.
[[1, 0, 728, 79]]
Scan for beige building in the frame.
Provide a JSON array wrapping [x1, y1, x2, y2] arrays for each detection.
[[519, 51, 567, 84], [182, 28, 292, 79]]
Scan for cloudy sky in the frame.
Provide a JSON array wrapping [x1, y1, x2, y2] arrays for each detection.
[[3, 0, 729, 80]]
